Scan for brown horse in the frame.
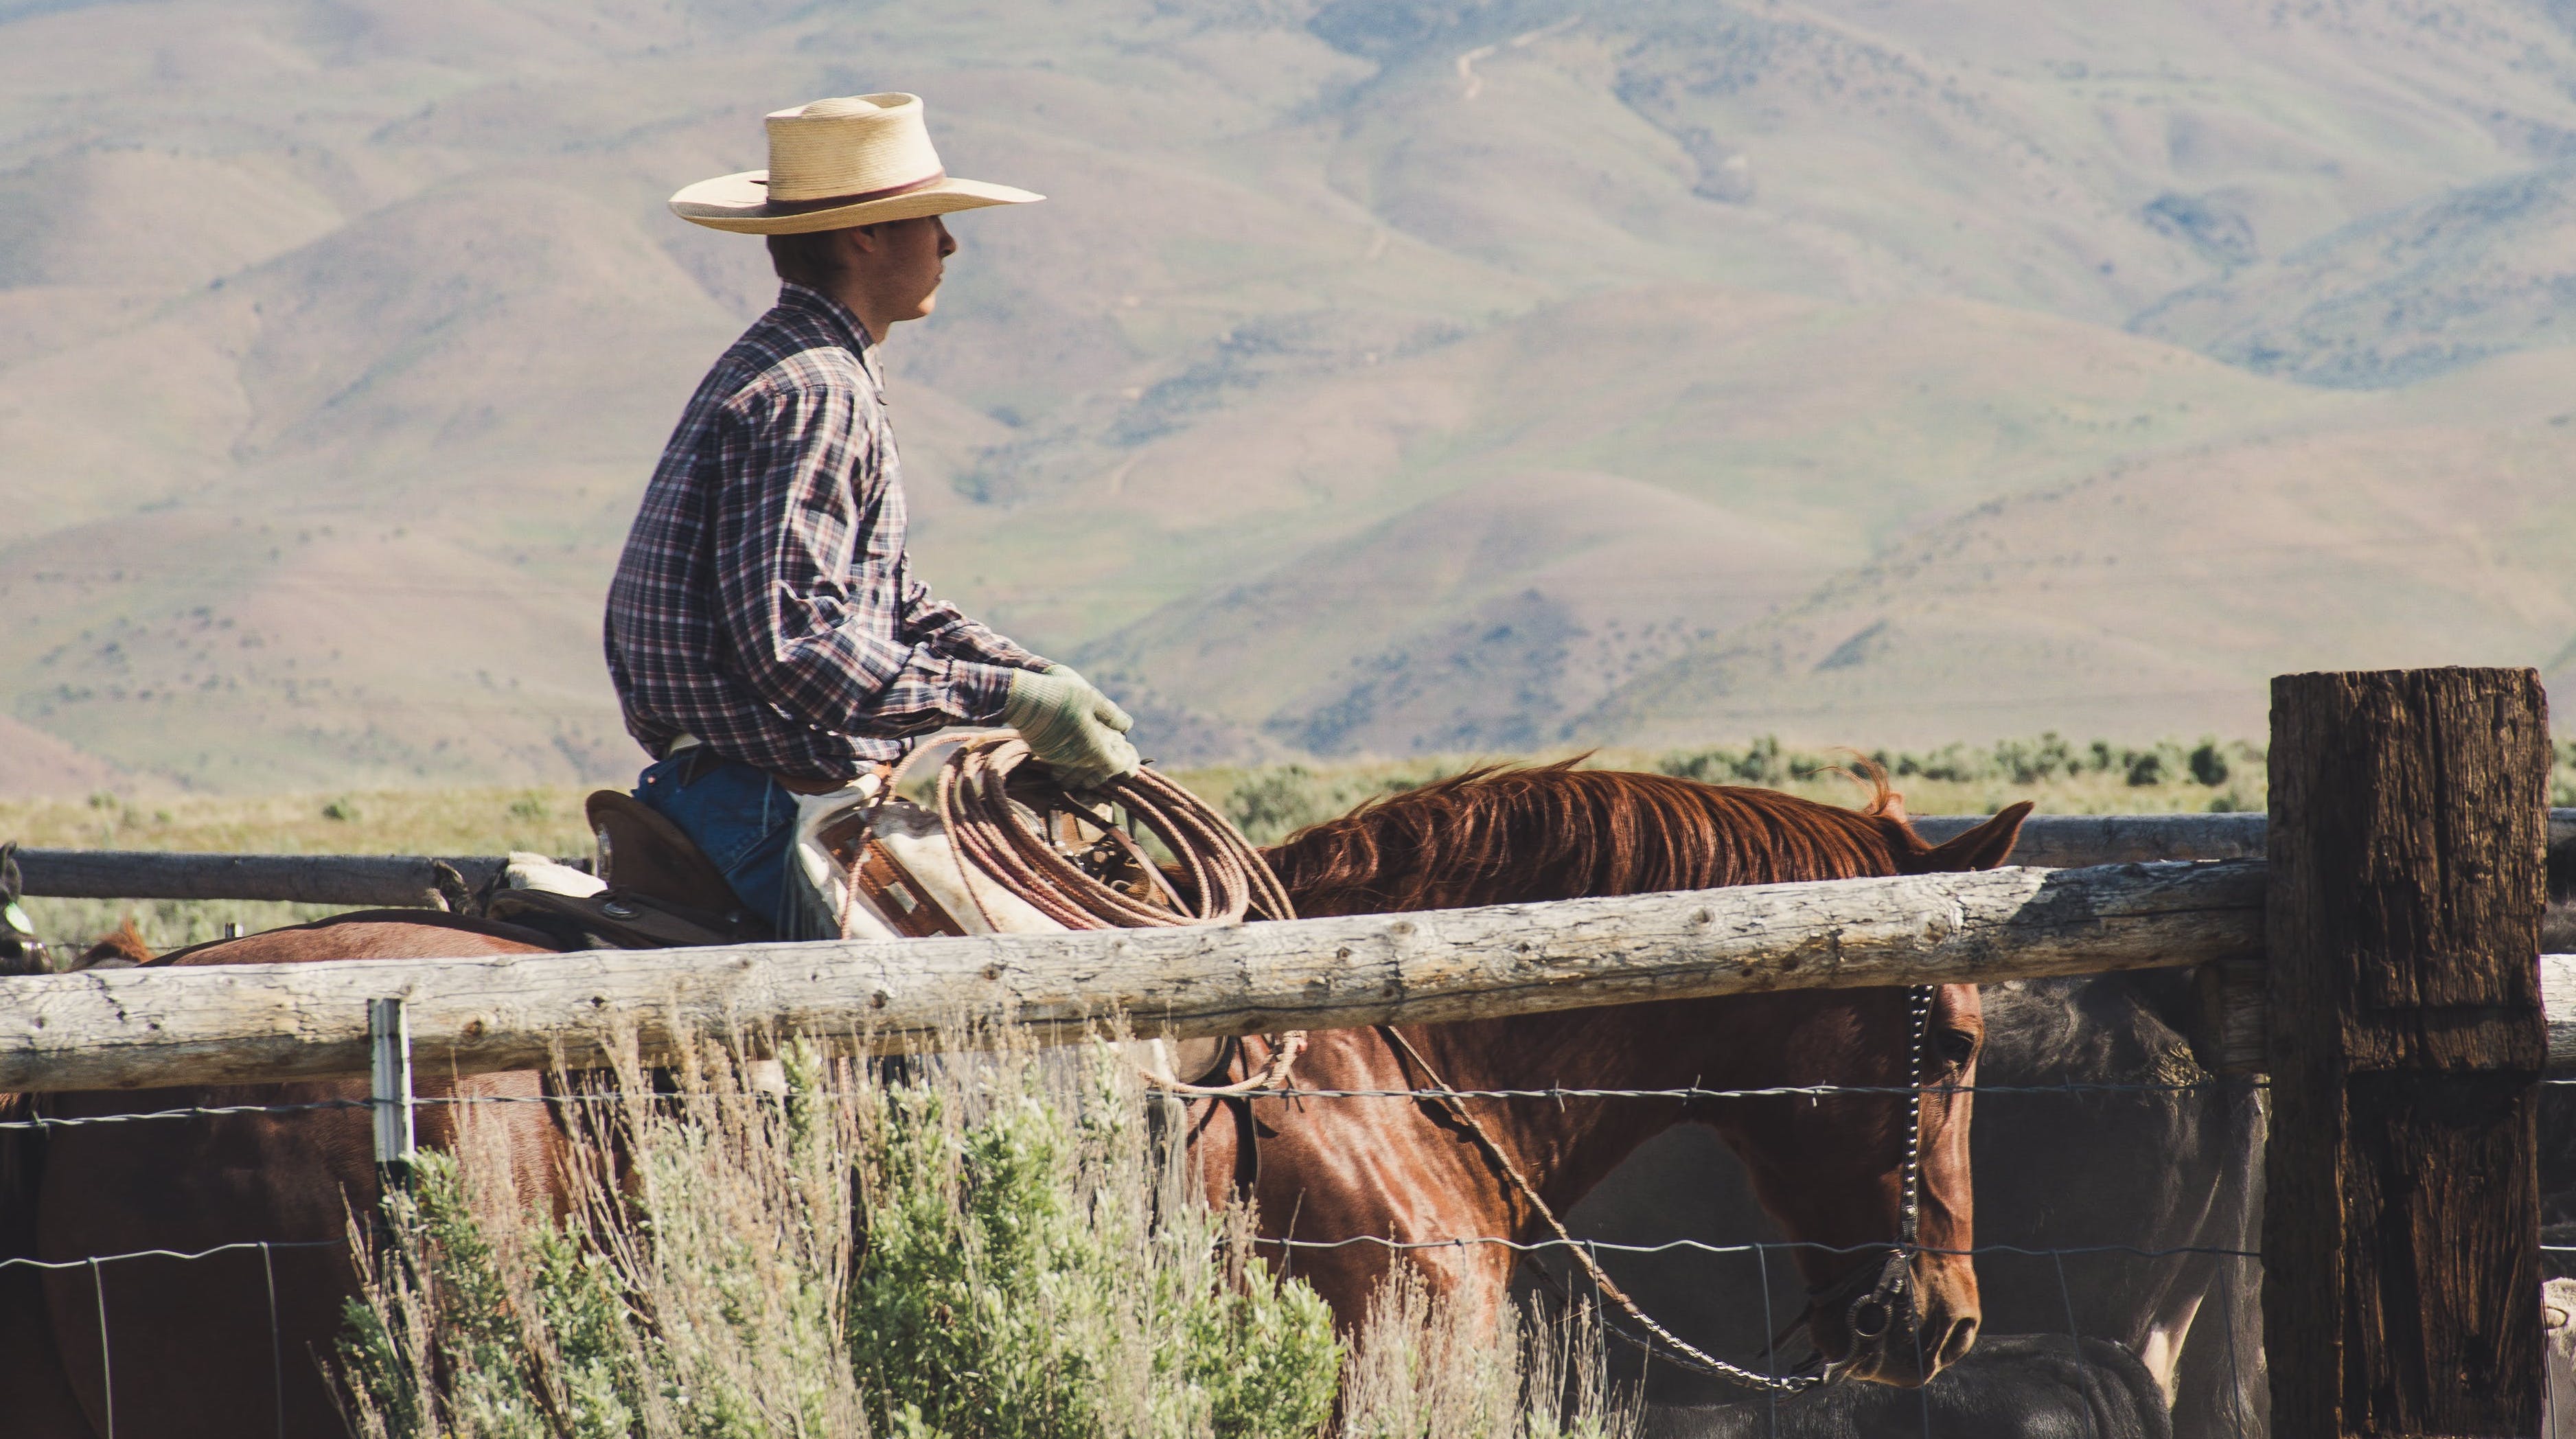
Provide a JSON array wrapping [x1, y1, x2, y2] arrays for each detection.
[[0, 767, 2027, 1434], [0, 919, 570, 1439], [1196, 765, 2026, 1388]]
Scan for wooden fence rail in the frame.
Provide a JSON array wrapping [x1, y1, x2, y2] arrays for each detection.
[[0, 857, 2263, 1093], [1918, 807, 2576, 864], [8, 849, 513, 907]]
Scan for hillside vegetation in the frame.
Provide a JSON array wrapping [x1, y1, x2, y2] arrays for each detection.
[[8, 0, 2576, 792]]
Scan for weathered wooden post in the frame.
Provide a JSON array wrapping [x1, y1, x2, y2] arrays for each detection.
[[2266, 668, 2549, 1436]]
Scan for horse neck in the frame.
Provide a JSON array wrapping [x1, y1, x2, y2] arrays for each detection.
[[1398, 1001, 1748, 1217]]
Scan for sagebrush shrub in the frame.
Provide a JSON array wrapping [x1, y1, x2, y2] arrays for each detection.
[[2187, 741, 2230, 787], [337, 1035, 1342, 1439]]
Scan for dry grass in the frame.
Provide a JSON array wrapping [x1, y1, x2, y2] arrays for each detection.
[[341, 1038, 878, 1438], [335, 1026, 1630, 1438], [0, 784, 595, 856], [1339, 1267, 1637, 1439]]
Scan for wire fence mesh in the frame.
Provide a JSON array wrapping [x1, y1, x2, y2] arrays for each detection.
[[6, 1057, 2292, 1438]]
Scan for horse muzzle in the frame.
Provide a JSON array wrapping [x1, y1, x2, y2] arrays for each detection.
[[1807, 1247, 1979, 1387]]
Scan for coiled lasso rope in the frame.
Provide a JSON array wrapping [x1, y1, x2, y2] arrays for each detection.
[[935, 734, 1304, 1094]]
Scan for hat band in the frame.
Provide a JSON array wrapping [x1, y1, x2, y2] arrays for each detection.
[[761, 168, 947, 214]]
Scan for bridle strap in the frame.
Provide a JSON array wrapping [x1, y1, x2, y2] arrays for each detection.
[[1898, 985, 1933, 1251], [1812, 985, 1935, 1375]]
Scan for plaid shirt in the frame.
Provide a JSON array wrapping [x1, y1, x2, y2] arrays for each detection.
[[605, 284, 1046, 781]]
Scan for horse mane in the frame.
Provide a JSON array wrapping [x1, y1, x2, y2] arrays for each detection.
[[76, 918, 152, 969], [1263, 759, 1922, 917]]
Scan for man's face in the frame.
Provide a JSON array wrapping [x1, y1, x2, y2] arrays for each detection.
[[853, 216, 955, 327]]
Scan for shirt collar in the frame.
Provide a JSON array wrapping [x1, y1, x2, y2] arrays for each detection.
[[777, 282, 880, 376]]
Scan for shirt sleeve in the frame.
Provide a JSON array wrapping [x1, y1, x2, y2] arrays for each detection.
[[707, 379, 1018, 738], [902, 578, 1053, 672]]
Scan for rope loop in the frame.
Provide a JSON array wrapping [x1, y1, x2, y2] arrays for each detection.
[[934, 735, 1304, 1093], [936, 735, 1293, 930]]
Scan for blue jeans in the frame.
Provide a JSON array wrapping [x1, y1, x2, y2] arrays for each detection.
[[635, 754, 798, 932]]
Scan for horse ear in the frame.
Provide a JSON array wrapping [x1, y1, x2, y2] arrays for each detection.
[[1918, 801, 2034, 872]]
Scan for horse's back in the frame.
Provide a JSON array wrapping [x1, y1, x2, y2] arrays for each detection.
[[161, 913, 555, 966]]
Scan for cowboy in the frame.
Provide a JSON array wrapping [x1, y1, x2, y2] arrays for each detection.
[[604, 93, 1137, 932]]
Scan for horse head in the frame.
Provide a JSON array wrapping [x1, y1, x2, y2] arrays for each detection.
[[1703, 802, 2031, 1386], [1256, 766, 2032, 1388], [0, 842, 49, 976]]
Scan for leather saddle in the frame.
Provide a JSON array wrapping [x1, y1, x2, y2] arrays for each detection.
[[811, 798, 974, 939], [478, 792, 774, 952], [480, 790, 1236, 1090]]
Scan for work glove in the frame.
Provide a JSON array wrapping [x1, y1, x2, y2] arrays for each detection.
[[1004, 665, 1140, 789]]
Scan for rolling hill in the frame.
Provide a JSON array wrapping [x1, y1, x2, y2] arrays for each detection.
[[7, 0, 2576, 792], [2133, 161, 2576, 386], [1587, 373, 2576, 745]]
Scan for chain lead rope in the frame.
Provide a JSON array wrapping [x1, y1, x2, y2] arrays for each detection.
[[1898, 985, 1932, 1253]]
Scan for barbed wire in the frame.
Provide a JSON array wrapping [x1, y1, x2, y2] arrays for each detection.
[[5, 1232, 2263, 1424], [6, 1233, 2260, 1270], [1255, 1234, 2260, 1260], [1173, 1079, 2262, 1101], [0, 1238, 341, 1271], [3, 1136, 2269, 1427], [0, 1074, 2264, 1129], [0, 1050, 2275, 1420], [0, 1099, 371, 1130]]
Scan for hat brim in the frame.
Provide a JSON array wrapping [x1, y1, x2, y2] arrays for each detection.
[[669, 171, 1042, 233]]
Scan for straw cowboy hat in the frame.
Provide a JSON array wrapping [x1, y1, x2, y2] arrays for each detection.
[[670, 93, 1042, 234]]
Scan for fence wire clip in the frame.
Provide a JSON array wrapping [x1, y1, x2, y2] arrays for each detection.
[[369, 998, 415, 1182]]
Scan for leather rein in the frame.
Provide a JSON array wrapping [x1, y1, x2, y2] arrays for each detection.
[[1366, 988, 1937, 1395]]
